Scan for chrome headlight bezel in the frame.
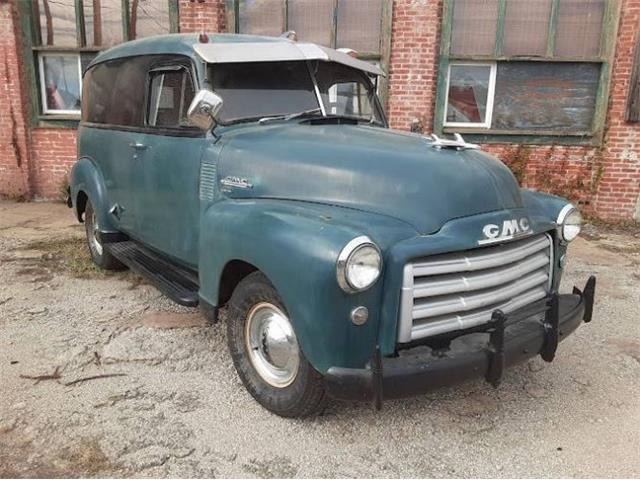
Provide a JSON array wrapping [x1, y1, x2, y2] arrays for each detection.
[[336, 236, 382, 293], [557, 204, 582, 242]]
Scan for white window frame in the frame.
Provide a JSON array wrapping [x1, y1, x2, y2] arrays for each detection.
[[38, 53, 83, 116], [443, 61, 497, 129]]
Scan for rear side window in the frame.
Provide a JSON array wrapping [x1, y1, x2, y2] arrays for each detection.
[[147, 67, 195, 127], [82, 57, 148, 126], [82, 55, 192, 127]]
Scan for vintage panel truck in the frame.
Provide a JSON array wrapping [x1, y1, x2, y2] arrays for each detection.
[[69, 33, 595, 417]]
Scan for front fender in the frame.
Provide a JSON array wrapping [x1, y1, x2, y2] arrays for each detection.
[[69, 157, 117, 232], [521, 188, 575, 289], [521, 188, 572, 225], [199, 199, 417, 373]]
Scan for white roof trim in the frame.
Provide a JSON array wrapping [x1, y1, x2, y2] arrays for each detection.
[[193, 41, 384, 76]]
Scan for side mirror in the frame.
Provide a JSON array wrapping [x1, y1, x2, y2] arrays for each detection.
[[187, 89, 224, 131]]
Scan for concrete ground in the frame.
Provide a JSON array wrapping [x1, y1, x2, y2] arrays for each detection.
[[0, 200, 639, 478]]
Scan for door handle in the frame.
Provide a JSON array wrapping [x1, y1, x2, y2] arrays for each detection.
[[129, 142, 148, 150]]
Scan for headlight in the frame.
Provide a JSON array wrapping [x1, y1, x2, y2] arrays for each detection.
[[557, 204, 582, 242], [337, 236, 382, 293]]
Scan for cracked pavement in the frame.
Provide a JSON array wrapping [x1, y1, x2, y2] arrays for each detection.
[[1, 200, 639, 477]]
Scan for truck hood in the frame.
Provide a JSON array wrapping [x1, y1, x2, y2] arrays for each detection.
[[218, 123, 524, 234]]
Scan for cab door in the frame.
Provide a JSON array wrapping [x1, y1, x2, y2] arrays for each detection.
[[130, 60, 205, 267]]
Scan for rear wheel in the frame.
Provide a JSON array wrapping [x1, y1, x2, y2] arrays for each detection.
[[226, 271, 327, 417], [84, 201, 125, 271]]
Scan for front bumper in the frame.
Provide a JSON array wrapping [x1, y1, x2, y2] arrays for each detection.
[[325, 276, 596, 407]]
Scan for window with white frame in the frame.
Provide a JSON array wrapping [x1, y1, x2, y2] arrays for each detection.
[[444, 63, 496, 128], [29, 0, 176, 119], [38, 53, 83, 115]]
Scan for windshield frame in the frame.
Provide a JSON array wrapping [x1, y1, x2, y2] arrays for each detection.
[[207, 60, 387, 128]]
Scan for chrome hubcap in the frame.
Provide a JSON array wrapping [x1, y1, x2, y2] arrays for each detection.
[[245, 302, 299, 388], [88, 210, 103, 256]]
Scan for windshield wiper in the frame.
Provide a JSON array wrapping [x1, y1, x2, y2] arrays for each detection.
[[300, 113, 384, 126], [258, 108, 324, 125]]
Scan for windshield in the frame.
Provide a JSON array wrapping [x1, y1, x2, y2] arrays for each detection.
[[312, 61, 383, 124], [208, 60, 383, 124]]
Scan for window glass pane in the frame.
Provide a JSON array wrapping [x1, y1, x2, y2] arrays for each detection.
[[84, 0, 124, 47], [38, 0, 77, 46], [83, 56, 173, 125], [238, 0, 284, 36], [148, 69, 195, 127], [336, 0, 383, 53], [314, 62, 382, 122], [446, 64, 492, 125], [288, 0, 334, 46], [451, 0, 498, 56], [503, 0, 552, 56], [129, 0, 171, 39], [41, 54, 81, 113], [492, 62, 600, 130], [82, 61, 117, 123], [210, 61, 318, 122], [556, 0, 605, 58]]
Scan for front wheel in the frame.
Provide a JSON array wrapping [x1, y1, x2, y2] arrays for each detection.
[[226, 272, 327, 417], [84, 201, 125, 271]]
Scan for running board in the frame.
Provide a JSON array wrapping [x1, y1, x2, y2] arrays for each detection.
[[106, 241, 199, 307]]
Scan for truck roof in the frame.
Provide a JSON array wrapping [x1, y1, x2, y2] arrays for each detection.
[[87, 33, 383, 76]]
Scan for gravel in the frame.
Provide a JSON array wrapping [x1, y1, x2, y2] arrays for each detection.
[[1, 200, 639, 477]]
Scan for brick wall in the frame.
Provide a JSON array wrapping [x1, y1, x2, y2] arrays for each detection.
[[0, 2, 31, 199], [178, 0, 226, 33], [387, 0, 443, 132], [594, 0, 640, 219], [1, 0, 638, 220], [30, 130, 78, 199]]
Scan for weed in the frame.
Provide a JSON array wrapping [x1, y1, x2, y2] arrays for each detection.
[[22, 236, 145, 286]]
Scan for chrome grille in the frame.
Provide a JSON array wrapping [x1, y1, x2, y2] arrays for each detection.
[[398, 234, 553, 343]]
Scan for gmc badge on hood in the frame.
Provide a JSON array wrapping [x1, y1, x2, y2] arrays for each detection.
[[479, 218, 531, 245]]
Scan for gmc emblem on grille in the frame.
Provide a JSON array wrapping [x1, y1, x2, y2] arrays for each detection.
[[479, 218, 531, 245]]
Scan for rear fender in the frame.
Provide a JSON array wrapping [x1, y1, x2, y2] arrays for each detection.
[[69, 157, 117, 232]]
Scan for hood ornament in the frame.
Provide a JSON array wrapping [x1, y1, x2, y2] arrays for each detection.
[[430, 133, 480, 151]]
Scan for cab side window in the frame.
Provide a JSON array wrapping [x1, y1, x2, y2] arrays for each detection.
[[147, 67, 195, 128]]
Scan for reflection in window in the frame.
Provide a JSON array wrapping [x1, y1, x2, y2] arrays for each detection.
[[445, 64, 495, 127], [37, 0, 77, 46], [83, 0, 124, 47], [129, 0, 171, 40], [39, 54, 81, 114]]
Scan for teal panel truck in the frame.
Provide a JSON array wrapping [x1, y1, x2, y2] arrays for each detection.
[[69, 33, 596, 418]]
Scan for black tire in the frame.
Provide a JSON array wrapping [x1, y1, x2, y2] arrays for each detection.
[[84, 201, 125, 271], [227, 271, 327, 417]]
